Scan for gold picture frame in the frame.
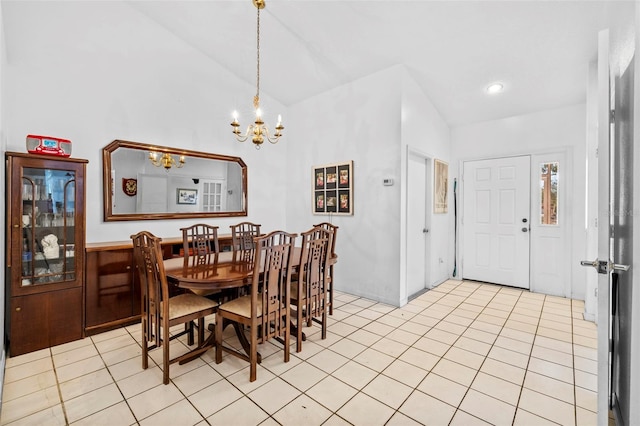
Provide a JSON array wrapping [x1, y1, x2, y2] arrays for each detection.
[[434, 159, 448, 214]]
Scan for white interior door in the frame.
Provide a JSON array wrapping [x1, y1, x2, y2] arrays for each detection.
[[407, 152, 430, 297], [583, 29, 636, 426], [462, 156, 531, 288], [137, 174, 168, 213]]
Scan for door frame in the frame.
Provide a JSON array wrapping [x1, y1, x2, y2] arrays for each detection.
[[457, 148, 572, 295], [400, 146, 434, 305]]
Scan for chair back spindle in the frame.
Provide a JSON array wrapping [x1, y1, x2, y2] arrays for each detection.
[[230, 221, 261, 263], [181, 224, 220, 269]]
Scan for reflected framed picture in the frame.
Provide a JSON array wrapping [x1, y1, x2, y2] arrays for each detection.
[[434, 159, 448, 214], [312, 161, 353, 215], [177, 188, 198, 205]]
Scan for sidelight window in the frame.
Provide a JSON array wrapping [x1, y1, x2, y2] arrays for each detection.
[[540, 162, 559, 225]]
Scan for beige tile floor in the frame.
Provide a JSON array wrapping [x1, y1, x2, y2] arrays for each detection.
[[1, 280, 598, 425]]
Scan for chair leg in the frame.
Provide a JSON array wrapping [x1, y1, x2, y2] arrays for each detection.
[[296, 303, 303, 353], [328, 271, 334, 315], [215, 316, 223, 364], [142, 318, 149, 370], [186, 322, 194, 346], [321, 309, 327, 340], [163, 325, 170, 385], [249, 324, 258, 382], [197, 318, 205, 345], [284, 317, 290, 363]]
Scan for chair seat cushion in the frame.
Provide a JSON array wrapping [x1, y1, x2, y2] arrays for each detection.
[[168, 293, 218, 320], [218, 294, 284, 319]]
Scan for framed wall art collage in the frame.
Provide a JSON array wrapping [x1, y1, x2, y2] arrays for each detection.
[[313, 160, 353, 215]]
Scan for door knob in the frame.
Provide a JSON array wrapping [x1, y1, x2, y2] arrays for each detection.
[[423, 229, 429, 233], [521, 227, 529, 232], [580, 258, 631, 274]]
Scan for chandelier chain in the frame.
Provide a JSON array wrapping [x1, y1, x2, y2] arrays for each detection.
[[254, 7, 261, 109]]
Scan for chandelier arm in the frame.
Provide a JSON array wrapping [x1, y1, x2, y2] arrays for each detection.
[[262, 127, 281, 144], [234, 125, 254, 143]]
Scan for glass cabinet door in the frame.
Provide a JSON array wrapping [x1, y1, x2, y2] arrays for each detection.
[[20, 167, 77, 286]]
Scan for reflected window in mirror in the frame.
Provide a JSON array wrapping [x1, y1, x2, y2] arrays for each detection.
[[103, 140, 247, 221], [540, 162, 558, 225]]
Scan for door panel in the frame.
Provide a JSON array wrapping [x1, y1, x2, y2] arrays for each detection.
[[529, 152, 569, 297], [610, 45, 634, 426], [407, 153, 430, 297], [462, 156, 530, 288], [594, 30, 612, 426]]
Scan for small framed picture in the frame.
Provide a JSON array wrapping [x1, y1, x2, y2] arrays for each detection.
[[434, 159, 448, 214], [326, 166, 337, 189], [314, 168, 325, 190], [338, 190, 350, 213], [315, 191, 325, 213], [177, 188, 198, 205], [326, 190, 337, 213], [338, 164, 350, 188], [312, 160, 353, 215]]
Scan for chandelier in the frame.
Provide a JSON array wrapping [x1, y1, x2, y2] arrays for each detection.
[[149, 152, 185, 171], [231, 0, 284, 149]]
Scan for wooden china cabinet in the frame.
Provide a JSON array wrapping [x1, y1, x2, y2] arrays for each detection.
[[5, 152, 87, 356]]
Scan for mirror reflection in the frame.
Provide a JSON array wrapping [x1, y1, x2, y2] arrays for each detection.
[[103, 140, 247, 221]]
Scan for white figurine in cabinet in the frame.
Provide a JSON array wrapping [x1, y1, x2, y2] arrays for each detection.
[[41, 233, 59, 259]]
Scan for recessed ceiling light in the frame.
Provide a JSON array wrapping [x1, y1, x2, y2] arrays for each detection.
[[486, 82, 504, 94]]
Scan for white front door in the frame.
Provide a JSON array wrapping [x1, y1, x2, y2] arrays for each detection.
[[462, 156, 531, 288], [407, 152, 430, 297]]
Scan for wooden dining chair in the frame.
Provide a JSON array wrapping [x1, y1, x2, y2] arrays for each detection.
[[313, 222, 338, 315], [291, 226, 333, 352], [215, 230, 297, 382], [180, 224, 220, 267], [230, 221, 261, 263], [131, 231, 218, 385], [180, 224, 222, 299]]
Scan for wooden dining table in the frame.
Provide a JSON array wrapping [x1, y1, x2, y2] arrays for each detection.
[[164, 251, 258, 363], [164, 248, 337, 364]]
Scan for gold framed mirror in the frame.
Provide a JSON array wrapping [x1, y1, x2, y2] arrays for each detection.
[[103, 140, 247, 221]]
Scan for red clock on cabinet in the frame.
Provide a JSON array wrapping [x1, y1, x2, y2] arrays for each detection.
[[26, 135, 72, 157]]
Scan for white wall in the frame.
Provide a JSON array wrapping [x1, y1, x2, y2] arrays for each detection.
[[2, 1, 289, 242], [0, 0, 7, 395], [452, 104, 587, 300], [285, 66, 403, 306], [399, 69, 452, 304], [285, 65, 453, 306]]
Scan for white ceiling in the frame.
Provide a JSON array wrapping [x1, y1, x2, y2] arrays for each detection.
[[8, 1, 636, 127]]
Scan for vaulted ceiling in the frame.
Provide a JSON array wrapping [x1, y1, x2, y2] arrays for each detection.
[[126, 1, 633, 126], [3, 1, 633, 127]]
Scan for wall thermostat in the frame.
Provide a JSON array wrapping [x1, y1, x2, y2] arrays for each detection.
[[383, 178, 394, 186]]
